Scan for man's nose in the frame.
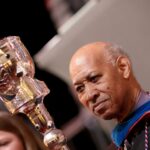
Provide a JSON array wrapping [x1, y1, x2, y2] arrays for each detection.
[[85, 84, 99, 103]]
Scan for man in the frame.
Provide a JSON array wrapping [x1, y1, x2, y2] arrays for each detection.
[[69, 42, 150, 149]]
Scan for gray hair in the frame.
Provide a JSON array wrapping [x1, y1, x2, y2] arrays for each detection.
[[105, 43, 130, 66]]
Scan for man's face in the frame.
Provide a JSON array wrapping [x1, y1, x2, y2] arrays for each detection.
[[70, 48, 128, 120]]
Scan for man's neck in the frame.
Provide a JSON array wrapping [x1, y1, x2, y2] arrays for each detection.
[[118, 88, 141, 123], [133, 90, 150, 110]]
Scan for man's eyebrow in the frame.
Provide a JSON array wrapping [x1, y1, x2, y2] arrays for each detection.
[[73, 71, 95, 86], [73, 77, 87, 85], [73, 81, 82, 86]]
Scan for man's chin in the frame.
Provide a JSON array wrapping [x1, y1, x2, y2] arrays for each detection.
[[97, 112, 114, 120]]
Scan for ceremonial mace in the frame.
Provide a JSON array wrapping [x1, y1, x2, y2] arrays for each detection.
[[0, 36, 69, 150]]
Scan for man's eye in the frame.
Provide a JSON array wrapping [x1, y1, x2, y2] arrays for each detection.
[[90, 76, 100, 83], [75, 85, 84, 93]]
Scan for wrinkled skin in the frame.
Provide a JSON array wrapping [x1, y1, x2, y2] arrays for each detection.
[[69, 42, 140, 122]]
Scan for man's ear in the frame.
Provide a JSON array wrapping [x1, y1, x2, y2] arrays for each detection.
[[116, 56, 131, 79]]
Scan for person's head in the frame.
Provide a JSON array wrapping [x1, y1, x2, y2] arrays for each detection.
[[0, 111, 48, 150], [69, 42, 141, 122]]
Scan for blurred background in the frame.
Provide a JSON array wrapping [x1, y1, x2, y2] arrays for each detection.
[[1, 0, 150, 149]]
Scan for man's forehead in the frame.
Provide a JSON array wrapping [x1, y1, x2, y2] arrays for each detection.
[[73, 54, 90, 66], [70, 60, 102, 85], [71, 67, 90, 85], [69, 42, 111, 78]]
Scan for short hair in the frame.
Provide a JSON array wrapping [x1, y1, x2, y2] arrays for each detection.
[[105, 43, 130, 66]]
